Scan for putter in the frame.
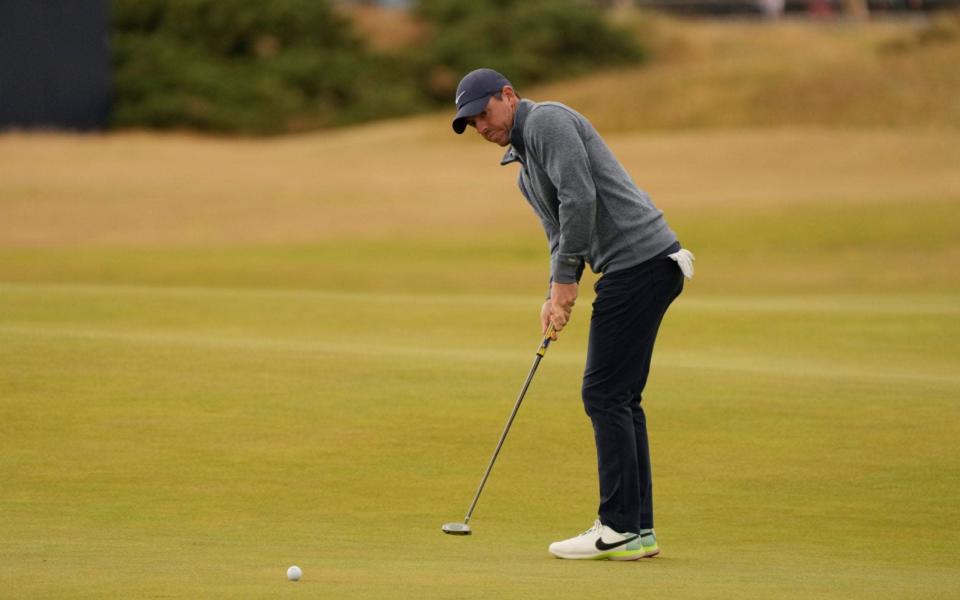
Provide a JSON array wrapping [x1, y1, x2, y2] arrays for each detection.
[[442, 324, 557, 536]]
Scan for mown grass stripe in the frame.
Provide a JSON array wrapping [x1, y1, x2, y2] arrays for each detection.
[[2, 324, 957, 387], [2, 282, 958, 315]]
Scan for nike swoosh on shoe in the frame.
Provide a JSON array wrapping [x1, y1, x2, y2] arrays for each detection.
[[595, 534, 639, 551]]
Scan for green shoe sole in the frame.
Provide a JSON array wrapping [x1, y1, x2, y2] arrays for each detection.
[[599, 549, 645, 561]]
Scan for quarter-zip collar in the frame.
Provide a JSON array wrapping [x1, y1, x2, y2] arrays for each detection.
[[500, 99, 534, 166]]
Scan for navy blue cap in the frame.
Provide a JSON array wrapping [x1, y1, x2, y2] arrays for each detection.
[[451, 68, 512, 134]]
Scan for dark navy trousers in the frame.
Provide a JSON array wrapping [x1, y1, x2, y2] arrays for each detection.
[[582, 241, 683, 534]]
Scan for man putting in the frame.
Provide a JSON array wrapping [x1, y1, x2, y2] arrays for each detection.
[[452, 68, 694, 560]]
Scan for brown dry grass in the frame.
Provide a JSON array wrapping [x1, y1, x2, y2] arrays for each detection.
[[1, 124, 957, 247], [536, 14, 960, 131], [1, 120, 958, 248], [337, 3, 427, 52]]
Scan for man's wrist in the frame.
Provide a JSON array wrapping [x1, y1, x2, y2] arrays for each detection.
[[553, 254, 583, 283]]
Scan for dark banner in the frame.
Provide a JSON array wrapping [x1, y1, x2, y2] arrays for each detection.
[[0, 0, 110, 131]]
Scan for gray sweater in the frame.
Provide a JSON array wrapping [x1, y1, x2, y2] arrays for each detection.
[[501, 99, 677, 285]]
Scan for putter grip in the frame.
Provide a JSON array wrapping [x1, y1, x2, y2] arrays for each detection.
[[538, 324, 556, 356]]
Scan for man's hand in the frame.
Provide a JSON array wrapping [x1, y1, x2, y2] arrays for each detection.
[[542, 282, 578, 339], [540, 301, 555, 339]]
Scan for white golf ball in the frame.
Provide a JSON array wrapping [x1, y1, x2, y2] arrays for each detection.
[[287, 565, 302, 581]]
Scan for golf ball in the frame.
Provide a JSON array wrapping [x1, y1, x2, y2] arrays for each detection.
[[287, 565, 302, 581]]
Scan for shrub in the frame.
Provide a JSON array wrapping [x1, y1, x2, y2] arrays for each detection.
[[110, 0, 646, 134], [413, 0, 645, 103], [111, 0, 417, 134]]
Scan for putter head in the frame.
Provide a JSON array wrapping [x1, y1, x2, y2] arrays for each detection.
[[441, 522, 472, 535]]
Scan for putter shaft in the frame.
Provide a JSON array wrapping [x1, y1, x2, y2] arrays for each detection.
[[461, 327, 554, 525]]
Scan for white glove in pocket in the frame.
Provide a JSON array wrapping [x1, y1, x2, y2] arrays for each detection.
[[668, 248, 695, 280]]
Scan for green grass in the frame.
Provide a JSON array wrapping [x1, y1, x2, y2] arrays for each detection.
[[1, 288, 957, 597], [1, 228, 958, 597]]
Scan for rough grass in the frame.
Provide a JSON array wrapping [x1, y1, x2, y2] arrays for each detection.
[[1, 127, 957, 248], [538, 13, 960, 131]]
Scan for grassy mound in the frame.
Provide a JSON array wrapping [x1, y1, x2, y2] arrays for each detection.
[[530, 12, 960, 131]]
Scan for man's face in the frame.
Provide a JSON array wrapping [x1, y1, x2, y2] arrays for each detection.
[[465, 88, 516, 147]]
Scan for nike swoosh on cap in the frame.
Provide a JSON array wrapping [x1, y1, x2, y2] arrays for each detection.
[[455, 90, 467, 105], [595, 534, 639, 551]]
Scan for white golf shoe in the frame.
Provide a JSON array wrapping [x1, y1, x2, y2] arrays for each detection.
[[548, 519, 644, 560]]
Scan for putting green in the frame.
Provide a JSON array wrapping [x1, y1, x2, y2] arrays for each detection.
[[1, 256, 957, 598]]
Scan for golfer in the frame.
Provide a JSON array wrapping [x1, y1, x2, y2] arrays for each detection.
[[452, 68, 694, 560]]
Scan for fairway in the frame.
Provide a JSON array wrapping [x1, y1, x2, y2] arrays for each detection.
[[3, 90, 960, 599]]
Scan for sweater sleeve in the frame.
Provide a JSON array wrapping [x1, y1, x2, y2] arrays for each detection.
[[527, 108, 596, 284]]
